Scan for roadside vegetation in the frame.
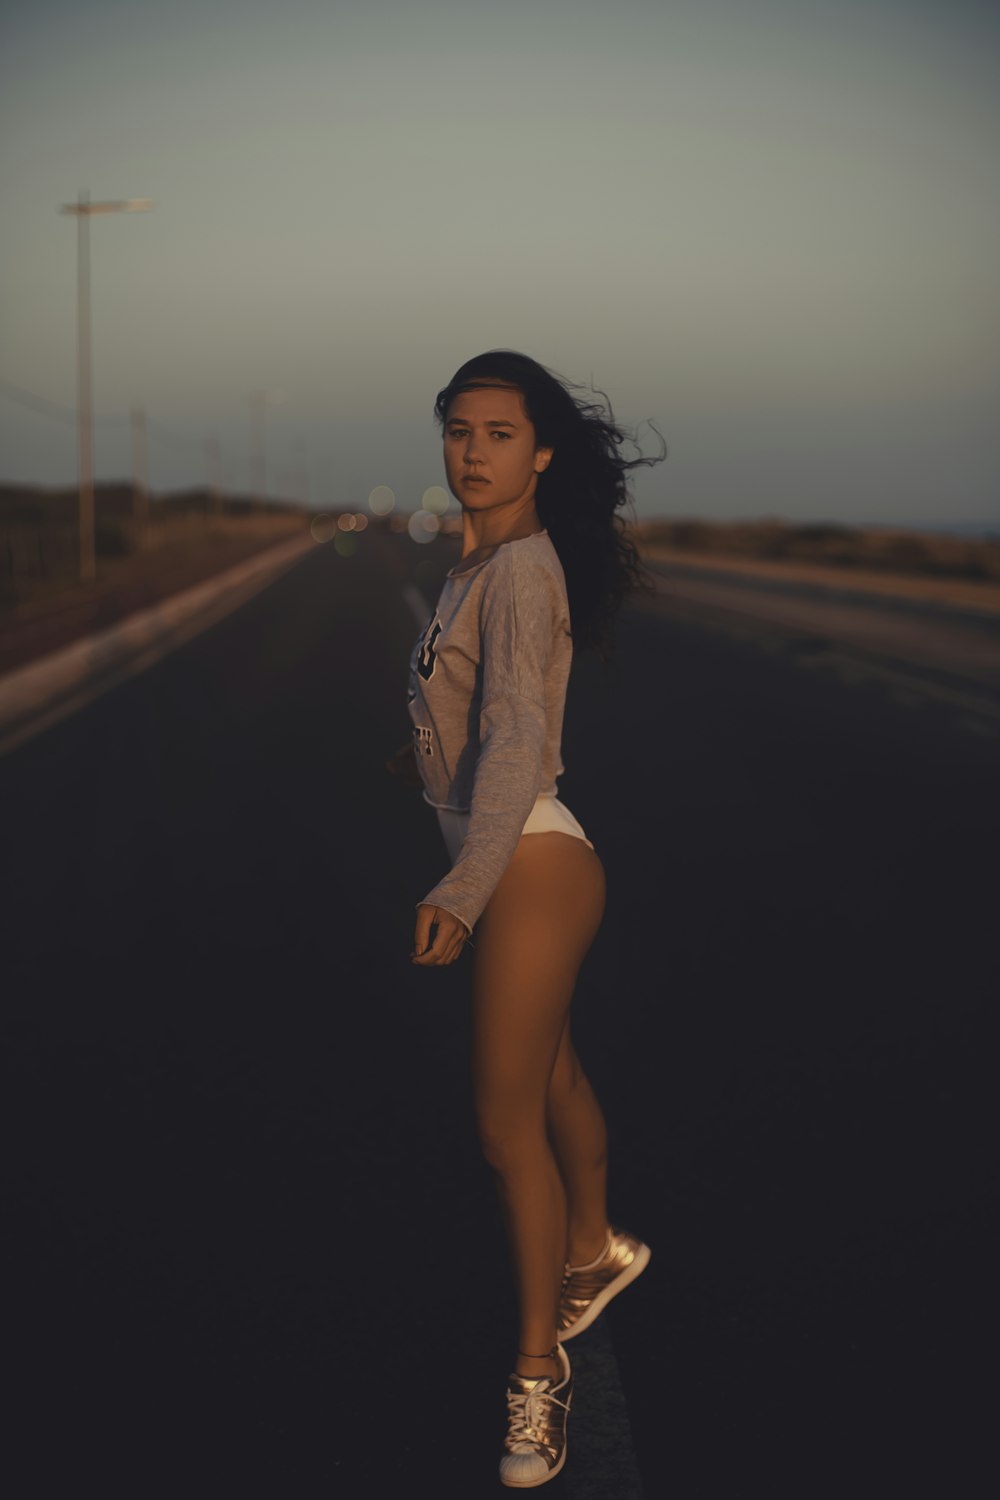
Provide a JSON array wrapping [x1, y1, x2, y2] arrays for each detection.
[[1, 484, 308, 608], [633, 517, 1000, 584], [4, 488, 998, 675], [0, 484, 309, 674]]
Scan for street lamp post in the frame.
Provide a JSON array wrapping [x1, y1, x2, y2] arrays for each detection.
[[60, 191, 152, 582]]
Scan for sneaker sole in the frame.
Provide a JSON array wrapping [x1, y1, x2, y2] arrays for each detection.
[[558, 1241, 651, 1342], [499, 1442, 568, 1489]]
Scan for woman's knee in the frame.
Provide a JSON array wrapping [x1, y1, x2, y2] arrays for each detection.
[[547, 1039, 582, 1108], [475, 1107, 547, 1176]]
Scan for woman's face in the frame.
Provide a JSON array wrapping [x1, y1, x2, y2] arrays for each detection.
[[443, 383, 552, 514]]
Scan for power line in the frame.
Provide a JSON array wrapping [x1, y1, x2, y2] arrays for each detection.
[[1, 374, 303, 491], [145, 416, 200, 453], [0, 374, 128, 426], [0, 375, 204, 454]]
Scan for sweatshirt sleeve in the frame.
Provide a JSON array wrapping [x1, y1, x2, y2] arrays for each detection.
[[418, 547, 561, 933]]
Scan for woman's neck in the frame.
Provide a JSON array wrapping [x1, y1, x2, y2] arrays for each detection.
[[460, 504, 543, 559]]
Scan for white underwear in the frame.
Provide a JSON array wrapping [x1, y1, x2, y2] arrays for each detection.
[[435, 792, 594, 866]]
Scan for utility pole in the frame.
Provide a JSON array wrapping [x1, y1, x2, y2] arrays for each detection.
[[74, 193, 94, 581], [131, 404, 149, 550], [206, 433, 222, 521], [248, 390, 284, 507], [60, 191, 152, 582], [249, 392, 267, 506], [294, 436, 310, 513]]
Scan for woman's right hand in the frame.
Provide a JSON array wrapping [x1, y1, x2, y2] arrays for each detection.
[[385, 739, 424, 789], [411, 903, 470, 966]]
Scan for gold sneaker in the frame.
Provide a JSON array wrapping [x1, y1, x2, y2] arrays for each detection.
[[499, 1342, 573, 1489], [557, 1226, 651, 1342]]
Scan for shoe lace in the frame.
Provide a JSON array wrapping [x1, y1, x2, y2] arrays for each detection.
[[506, 1383, 570, 1450]]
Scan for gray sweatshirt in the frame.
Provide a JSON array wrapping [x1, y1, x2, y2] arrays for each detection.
[[407, 529, 573, 934]]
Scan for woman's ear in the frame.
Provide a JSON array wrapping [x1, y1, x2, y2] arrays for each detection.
[[534, 446, 554, 474]]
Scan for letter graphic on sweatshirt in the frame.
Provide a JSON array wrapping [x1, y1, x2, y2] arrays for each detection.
[[416, 615, 442, 682]]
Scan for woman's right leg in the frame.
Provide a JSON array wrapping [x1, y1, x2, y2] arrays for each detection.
[[472, 832, 606, 1384], [546, 1024, 611, 1268]]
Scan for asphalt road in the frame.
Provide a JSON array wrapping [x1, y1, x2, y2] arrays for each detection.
[[2, 532, 995, 1498]]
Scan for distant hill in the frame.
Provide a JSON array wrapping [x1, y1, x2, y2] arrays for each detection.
[[889, 520, 1000, 540]]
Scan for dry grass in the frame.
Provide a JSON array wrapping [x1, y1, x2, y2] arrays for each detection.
[[631, 517, 1000, 583], [1, 484, 308, 610], [0, 485, 309, 674]]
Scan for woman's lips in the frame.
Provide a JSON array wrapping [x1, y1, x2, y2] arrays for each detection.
[[462, 475, 489, 485]]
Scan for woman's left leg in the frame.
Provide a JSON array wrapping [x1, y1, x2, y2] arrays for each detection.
[[471, 830, 606, 1384]]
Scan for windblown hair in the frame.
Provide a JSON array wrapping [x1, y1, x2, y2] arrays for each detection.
[[434, 350, 664, 657]]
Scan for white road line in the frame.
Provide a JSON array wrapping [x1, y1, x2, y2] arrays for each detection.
[[637, 572, 1000, 735], [0, 532, 314, 757], [564, 1315, 646, 1499]]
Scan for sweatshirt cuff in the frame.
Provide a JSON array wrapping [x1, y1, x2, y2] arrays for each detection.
[[415, 900, 473, 939]]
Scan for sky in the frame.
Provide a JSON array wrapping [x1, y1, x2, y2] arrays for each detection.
[[1, 0, 998, 527]]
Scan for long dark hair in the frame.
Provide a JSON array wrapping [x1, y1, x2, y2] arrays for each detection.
[[434, 350, 664, 657]]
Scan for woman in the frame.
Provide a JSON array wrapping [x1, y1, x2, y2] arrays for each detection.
[[389, 350, 658, 1488]]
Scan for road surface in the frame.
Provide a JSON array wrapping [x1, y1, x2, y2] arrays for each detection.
[[2, 532, 995, 1497]]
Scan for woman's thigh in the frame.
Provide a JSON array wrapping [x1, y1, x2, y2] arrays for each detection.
[[471, 833, 606, 1135]]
